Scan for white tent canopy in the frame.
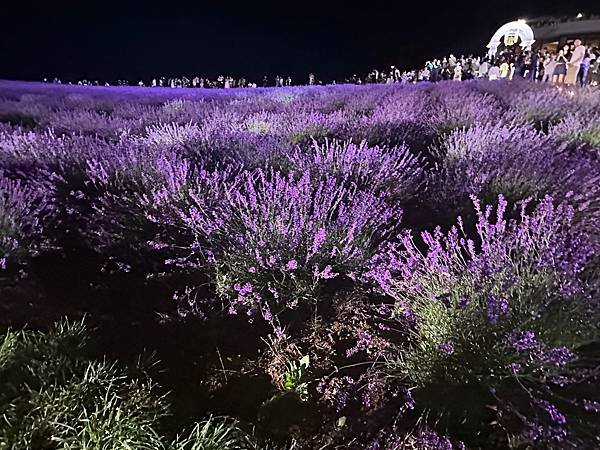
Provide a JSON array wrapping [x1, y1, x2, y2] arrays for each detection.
[[487, 20, 535, 56]]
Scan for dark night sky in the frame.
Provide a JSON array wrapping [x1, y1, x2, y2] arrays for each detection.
[[0, 0, 597, 83]]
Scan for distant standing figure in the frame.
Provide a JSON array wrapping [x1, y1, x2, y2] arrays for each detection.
[[453, 63, 462, 81], [488, 64, 500, 80], [552, 49, 568, 84], [542, 54, 557, 83], [499, 61, 510, 79], [448, 54, 456, 71], [565, 39, 586, 85], [578, 50, 592, 86], [478, 60, 489, 78]]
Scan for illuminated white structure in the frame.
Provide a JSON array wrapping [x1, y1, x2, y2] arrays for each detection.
[[487, 20, 535, 56]]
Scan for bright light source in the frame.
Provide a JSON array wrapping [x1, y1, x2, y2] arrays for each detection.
[[576, 12, 583, 19]]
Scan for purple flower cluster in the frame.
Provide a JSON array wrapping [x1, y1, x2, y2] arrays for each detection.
[[507, 330, 538, 352], [362, 192, 598, 444], [288, 139, 424, 202], [429, 123, 600, 234], [165, 168, 401, 318], [438, 341, 455, 355], [0, 176, 49, 271], [365, 195, 595, 322], [524, 399, 569, 444], [366, 428, 465, 450]]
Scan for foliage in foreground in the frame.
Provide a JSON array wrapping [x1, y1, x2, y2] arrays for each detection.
[[0, 320, 288, 450], [362, 195, 600, 448]]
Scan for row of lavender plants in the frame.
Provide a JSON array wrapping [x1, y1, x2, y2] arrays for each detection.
[[1, 79, 600, 449]]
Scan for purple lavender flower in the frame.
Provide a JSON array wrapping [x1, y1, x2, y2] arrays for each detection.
[[508, 330, 539, 352], [413, 431, 456, 450], [543, 346, 575, 367], [526, 421, 568, 443], [508, 362, 522, 373], [309, 228, 327, 257], [486, 294, 509, 324], [583, 399, 600, 413], [314, 264, 339, 280], [403, 388, 415, 411], [261, 304, 273, 322], [0, 176, 49, 272], [170, 167, 400, 317], [438, 341, 455, 355], [537, 399, 567, 425], [346, 330, 375, 357]]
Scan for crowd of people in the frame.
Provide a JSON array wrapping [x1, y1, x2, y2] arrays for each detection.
[[44, 73, 318, 89], [44, 40, 600, 89], [357, 40, 599, 87], [45, 76, 263, 89]]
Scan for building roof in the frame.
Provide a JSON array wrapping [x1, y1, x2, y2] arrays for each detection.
[[529, 16, 600, 42]]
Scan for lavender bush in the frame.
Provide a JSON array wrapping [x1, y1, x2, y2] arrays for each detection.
[[550, 112, 600, 150], [287, 139, 424, 203], [364, 195, 599, 448], [428, 123, 600, 235], [169, 168, 400, 323], [0, 175, 48, 273]]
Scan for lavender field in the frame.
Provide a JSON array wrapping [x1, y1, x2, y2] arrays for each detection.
[[1, 79, 600, 449]]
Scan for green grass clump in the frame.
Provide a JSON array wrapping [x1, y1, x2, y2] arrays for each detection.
[[0, 319, 168, 450], [0, 319, 295, 450]]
